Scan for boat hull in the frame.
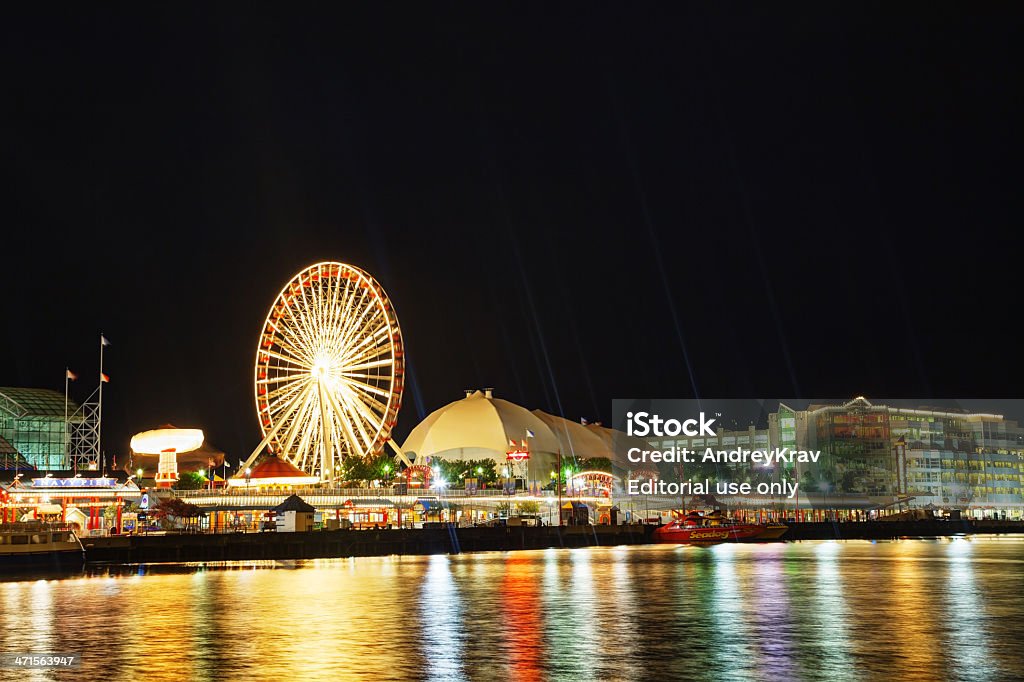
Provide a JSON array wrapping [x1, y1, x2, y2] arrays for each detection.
[[653, 523, 780, 545], [0, 549, 86, 572]]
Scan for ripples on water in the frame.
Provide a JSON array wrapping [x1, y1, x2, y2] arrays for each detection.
[[2, 538, 1023, 681]]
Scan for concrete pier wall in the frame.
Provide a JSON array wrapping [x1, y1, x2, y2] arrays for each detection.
[[82, 524, 655, 563], [80, 520, 1024, 564]]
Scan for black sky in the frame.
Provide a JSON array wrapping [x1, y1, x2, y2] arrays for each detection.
[[2, 3, 1021, 463]]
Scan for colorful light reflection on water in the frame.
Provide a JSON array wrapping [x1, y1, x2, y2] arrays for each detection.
[[2, 538, 1023, 681]]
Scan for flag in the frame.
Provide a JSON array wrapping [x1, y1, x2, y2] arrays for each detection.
[[508, 438, 516, 447], [100, 373, 110, 383], [521, 440, 527, 448], [101, 335, 111, 347], [66, 369, 78, 381], [526, 429, 535, 438], [238, 460, 244, 468]]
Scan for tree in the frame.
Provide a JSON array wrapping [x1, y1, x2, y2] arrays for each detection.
[[465, 460, 498, 486], [343, 457, 374, 483], [516, 500, 540, 515], [175, 471, 206, 490], [154, 497, 204, 531], [428, 458, 500, 487], [430, 458, 463, 484], [579, 457, 613, 473], [103, 501, 139, 524], [340, 453, 400, 485]]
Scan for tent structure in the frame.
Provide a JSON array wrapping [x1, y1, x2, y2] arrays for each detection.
[[403, 389, 559, 480], [229, 455, 319, 488]]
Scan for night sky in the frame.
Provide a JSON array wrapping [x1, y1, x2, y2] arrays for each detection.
[[2, 4, 1021, 463]]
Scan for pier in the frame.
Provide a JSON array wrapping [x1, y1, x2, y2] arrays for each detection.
[[80, 519, 1024, 564]]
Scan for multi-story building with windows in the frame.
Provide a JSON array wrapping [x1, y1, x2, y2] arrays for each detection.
[[773, 397, 1024, 515], [0, 388, 80, 470]]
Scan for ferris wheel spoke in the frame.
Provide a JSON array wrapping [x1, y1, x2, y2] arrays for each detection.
[[295, 411, 316, 472], [273, 323, 318, 366], [341, 388, 388, 447], [274, 336, 317, 368], [268, 385, 309, 429], [284, 292, 321, 359], [327, 279, 357, 348], [341, 304, 384, 356], [338, 324, 389, 367], [339, 376, 393, 403], [340, 384, 388, 430], [335, 290, 376, 355], [265, 379, 309, 414], [338, 341, 389, 372], [336, 390, 376, 453], [256, 371, 310, 386], [261, 348, 311, 370], [278, 385, 316, 457], [339, 372, 391, 382], [260, 371, 309, 394], [316, 382, 335, 483], [332, 417, 347, 462], [264, 376, 310, 403], [322, 382, 373, 459], [343, 358, 394, 372]]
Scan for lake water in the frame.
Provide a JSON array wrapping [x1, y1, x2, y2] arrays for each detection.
[[2, 538, 1023, 681]]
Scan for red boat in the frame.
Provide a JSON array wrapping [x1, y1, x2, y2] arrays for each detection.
[[653, 510, 786, 545]]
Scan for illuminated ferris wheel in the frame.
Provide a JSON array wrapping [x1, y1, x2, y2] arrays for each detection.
[[243, 262, 405, 483]]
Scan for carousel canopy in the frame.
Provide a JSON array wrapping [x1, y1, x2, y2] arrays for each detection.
[[130, 426, 204, 454], [132, 441, 226, 470]]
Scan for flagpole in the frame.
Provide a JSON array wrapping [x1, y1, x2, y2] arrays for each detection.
[[65, 367, 72, 475], [98, 334, 105, 475], [557, 449, 563, 525]]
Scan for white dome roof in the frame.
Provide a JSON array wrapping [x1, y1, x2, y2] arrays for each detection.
[[402, 390, 560, 477], [531, 410, 614, 461]]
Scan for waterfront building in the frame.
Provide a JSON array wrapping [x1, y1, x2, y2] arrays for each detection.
[[775, 398, 1024, 516], [0, 473, 141, 532], [0, 388, 80, 470], [273, 494, 315, 532]]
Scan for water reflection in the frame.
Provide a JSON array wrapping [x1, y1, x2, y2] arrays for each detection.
[[421, 555, 465, 681], [0, 538, 1022, 681]]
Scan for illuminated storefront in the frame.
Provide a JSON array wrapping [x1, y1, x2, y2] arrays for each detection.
[[0, 475, 142, 532]]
